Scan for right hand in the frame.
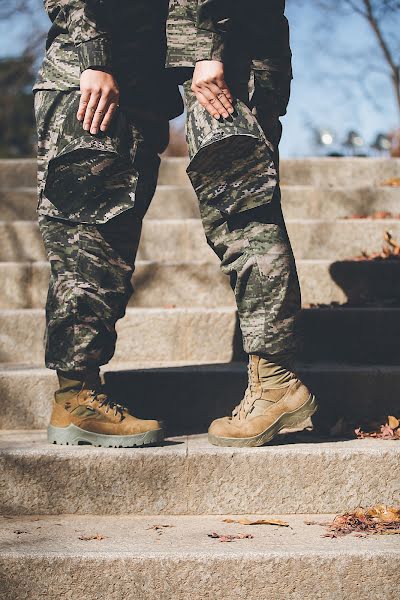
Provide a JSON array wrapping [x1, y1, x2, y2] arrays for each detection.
[[77, 69, 120, 134], [192, 60, 234, 120]]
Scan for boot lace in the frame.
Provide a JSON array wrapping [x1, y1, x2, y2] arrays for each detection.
[[87, 390, 126, 418], [231, 361, 258, 420]]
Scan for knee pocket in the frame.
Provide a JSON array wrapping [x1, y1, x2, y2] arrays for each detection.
[[186, 97, 277, 216]]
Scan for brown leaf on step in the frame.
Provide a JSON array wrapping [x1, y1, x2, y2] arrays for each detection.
[[381, 177, 400, 187], [147, 524, 174, 535], [78, 534, 106, 541], [355, 416, 400, 440], [344, 211, 400, 220], [353, 231, 400, 262], [223, 517, 289, 527], [388, 416, 400, 429], [320, 505, 400, 538], [208, 532, 254, 542]]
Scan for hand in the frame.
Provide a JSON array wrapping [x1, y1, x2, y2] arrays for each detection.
[[191, 60, 234, 120], [77, 70, 120, 134]]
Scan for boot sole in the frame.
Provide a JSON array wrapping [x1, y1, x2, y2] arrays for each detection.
[[47, 424, 164, 448], [208, 394, 318, 448]]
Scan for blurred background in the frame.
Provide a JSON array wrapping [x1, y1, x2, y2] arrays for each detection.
[[0, 0, 399, 158]]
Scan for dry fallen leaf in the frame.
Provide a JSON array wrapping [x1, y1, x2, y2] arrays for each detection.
[[208, 532, 254, 542], [381, 178, 400, 187], [355, 416, 400, 440], [388, 416, 400, 429], [320, 505, 400, 538], [78, 534, 106, 541], [354, 231, 400, 262], [146, 524, 175, 535], [223, 518, 289, 527], [344, 211, 399, 220]]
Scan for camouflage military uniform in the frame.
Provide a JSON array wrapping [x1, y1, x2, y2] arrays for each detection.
[[35, 0, 298, 374], [167, 0, 300, 362], [34, 0, 182, 373]]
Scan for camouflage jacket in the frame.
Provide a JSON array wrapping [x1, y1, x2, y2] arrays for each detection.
[[165, 0, 293, 115], [166, 0, 292, 67], [34, 0, 183, 118], [34, 1, 291, 114]]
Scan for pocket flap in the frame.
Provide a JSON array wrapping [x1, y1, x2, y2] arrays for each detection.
[[186, 98, 277, 216]]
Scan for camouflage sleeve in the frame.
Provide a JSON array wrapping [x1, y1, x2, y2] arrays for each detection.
[[46, 0, 112, 72], [195, 0, 233, 62]]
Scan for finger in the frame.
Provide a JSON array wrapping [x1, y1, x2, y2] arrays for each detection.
[[194, 89, 221, 120], [100, 102, 118, 132], [208, 82, 234, 113], [197, 85, 229, 118], [89, 95, 113, 134], [83, 91, 101, 131], [220, 84, 233, 102], [77, 90, 91, 121]]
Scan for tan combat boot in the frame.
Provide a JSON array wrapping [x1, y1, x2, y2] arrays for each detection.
[[48, 375, 163, 447], [208, 355, 317, 447]]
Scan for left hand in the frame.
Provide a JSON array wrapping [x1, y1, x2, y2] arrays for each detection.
[[191, 60, 234, 120]]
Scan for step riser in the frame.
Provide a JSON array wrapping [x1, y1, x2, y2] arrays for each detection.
[[1, 366, 398, 432], [1, 436, 398, 515], [2, 308, 400, 365], [0, 554, 396, 600], [1, 186, 400, 222], [0, 309, 237, 365], [1, 260, 380, 309], [2, 158, 400, 187], [2, 220, 400, 262], [298, 309, 400, 363]]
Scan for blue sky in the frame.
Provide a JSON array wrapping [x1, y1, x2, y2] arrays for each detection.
[[0, 1, 398, 157], [280, 2, 398, 156]]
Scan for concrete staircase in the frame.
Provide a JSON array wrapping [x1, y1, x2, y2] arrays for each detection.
[[0, 157, 400, 599]]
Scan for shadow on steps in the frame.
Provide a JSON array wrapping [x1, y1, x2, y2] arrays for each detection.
[[104, 361, 397, 440]]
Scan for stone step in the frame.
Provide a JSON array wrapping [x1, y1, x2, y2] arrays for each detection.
[[1, 185, 400, 222], [1, 219, 400, 262], [1, 513, 398, 600], [2, 157, 399, 188], [0, 307, 237, 366], [1, 258, 386, 309], [1, 307, 399, 366], [1, 430, 398, 515], [0, 363, 398, 432]]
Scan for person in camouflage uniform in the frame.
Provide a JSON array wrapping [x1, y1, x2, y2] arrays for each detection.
[[166, 0, 318, 446], [35, 0, 316, 448], [34, 0, 183, 447]]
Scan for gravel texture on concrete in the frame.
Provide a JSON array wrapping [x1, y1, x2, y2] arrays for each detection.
[[0, 513, 399, 600], [0, 431, 399, 516]]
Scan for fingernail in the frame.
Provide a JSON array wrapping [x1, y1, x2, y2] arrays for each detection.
[[228, 107, 234, 114], [90, 129, 98, 135], [223, 112, 229, 118], [83, 124, 89, 131]]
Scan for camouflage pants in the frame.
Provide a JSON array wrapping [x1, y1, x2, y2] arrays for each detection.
[[184, 78, 300, 362], [35, 90, 167, 373], [36, 77, 300, 373]]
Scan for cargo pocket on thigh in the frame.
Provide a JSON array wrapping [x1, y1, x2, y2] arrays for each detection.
[[42, 93, 140, 224], [185, 96, 277, 216]]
